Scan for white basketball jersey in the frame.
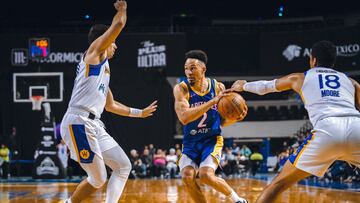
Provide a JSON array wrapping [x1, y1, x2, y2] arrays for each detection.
[[68, 55, 110, 118], [301, 67, 360, 125]]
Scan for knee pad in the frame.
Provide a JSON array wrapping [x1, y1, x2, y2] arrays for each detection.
[[87, 169, 107, 189], [113, 165, 132, 180], [119, 157, 132, 176]]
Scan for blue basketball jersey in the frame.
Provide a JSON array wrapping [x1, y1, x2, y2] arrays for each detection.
[[182, 78, 221, 144]]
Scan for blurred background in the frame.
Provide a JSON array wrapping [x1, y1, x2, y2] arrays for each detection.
[[0, 0, 359, 185]]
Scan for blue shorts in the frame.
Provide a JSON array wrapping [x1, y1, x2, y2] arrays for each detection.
[[182, 135, 223, 166]]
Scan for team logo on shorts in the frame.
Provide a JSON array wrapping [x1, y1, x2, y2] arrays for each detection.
[[80, 149, 90, 159]]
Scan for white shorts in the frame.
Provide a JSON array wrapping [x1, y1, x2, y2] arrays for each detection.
[[178, 154, 220, 172], [289, 116, 360, 177], [60, 109, 118, 163]]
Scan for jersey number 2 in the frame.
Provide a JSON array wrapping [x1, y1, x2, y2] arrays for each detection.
[[198, 113, 207, 128]]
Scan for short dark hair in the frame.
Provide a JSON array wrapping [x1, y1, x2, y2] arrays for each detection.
[[185, 50, 208, 65], [88, 24, 109, 44], [311, 40, 336, 68]]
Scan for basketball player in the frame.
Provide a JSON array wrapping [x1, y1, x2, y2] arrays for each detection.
[[229, 40, 360, 203], [60, 1, 158, 203], [173, 50, 248, 203]]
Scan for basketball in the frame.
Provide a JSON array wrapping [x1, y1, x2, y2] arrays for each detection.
[[218, 92, 247, 121]]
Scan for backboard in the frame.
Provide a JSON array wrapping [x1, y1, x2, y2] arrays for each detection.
[[13, 72, 63, 103]]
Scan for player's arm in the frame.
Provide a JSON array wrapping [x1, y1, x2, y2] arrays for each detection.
[[87, 0, 127, 55], [174, 83, 220, 125], [230, 73, 304, 95], [105, 89, 157, 118], [349, 78, 360, 111]]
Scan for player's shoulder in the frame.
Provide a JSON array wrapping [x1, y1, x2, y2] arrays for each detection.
[[174, 81, 189, 94], [83, 49, 106, 65], [212, 78, 225, 91]]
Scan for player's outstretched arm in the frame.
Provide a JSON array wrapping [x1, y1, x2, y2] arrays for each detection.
[[230, 73, 304, 95], [88, 0, 127, 55], [105, 89, 158, 118], [350, 78, 360, 110], [174, 83, 224, 125]]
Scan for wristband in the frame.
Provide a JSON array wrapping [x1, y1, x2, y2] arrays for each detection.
[[129, 108, 143, 117]]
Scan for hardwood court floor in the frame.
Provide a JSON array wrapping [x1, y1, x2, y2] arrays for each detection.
[[0, 179, 359, 203]]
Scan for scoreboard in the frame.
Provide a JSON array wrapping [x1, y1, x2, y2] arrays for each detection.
[[29, 38, 50, 60]]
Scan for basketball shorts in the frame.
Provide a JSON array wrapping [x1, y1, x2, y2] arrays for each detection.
[[178, 135, 223, 171], [289, 116, 360, 177], [60, 108, 118, 164]]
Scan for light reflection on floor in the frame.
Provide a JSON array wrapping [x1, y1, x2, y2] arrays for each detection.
[[0, 178, 359, 203]]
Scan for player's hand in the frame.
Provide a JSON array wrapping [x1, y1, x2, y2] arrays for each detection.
[[141, 100, 158, 118], [114, 0, 127, 11], [212, 91, 230, 104], [230, 80, 247, 92]]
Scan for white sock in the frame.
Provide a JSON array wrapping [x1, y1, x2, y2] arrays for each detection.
[[105, 169, 129, 203], [65, 198, 72, 203], [229, 190, 247, 202]]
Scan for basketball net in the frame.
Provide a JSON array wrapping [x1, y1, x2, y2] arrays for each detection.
[[31, 96, 44, 111]]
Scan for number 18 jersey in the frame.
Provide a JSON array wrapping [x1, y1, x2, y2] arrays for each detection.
[[301, 67, 360, 126]]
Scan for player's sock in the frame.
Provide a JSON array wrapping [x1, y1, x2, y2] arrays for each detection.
[[229, 190, 247, 203], [64, 198, 72, 203], [105, 168, 129, 203]]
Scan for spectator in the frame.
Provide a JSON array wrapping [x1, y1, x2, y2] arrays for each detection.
[[129, 149, 146, 178], [235, 152, 249, 174], [231, 142, 240, 155], [153, 149, 166, 178], [8, 127, 18, 153], [221, 148, 236, 176], [149, 144, 156, 158], [0, 143, 10, 179], [281, 141, 290, 152], [57, 140, 71, 178], [250, 148, 263, 176], [240, 145, 252, 158], [166, 148, 178, 178], [141, 148, 153, 177], [8, 127, 20, 177], [174, 143, 181, 151]]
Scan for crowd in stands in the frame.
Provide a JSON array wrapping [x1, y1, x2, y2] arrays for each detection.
[[128, 143, 264, 179], [129, 144, 182, 179]]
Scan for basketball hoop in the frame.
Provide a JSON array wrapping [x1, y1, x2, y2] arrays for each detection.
[[31, 96, 44, 111]]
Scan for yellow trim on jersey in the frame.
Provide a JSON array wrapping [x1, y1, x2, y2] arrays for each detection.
[[294, 133, 315, 167], [190, 78, 212, 96], [214, 79, 219, 96], [85, 63, 90, 78], [69, 125, 80, 162], [210, 136, 224, 165]]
